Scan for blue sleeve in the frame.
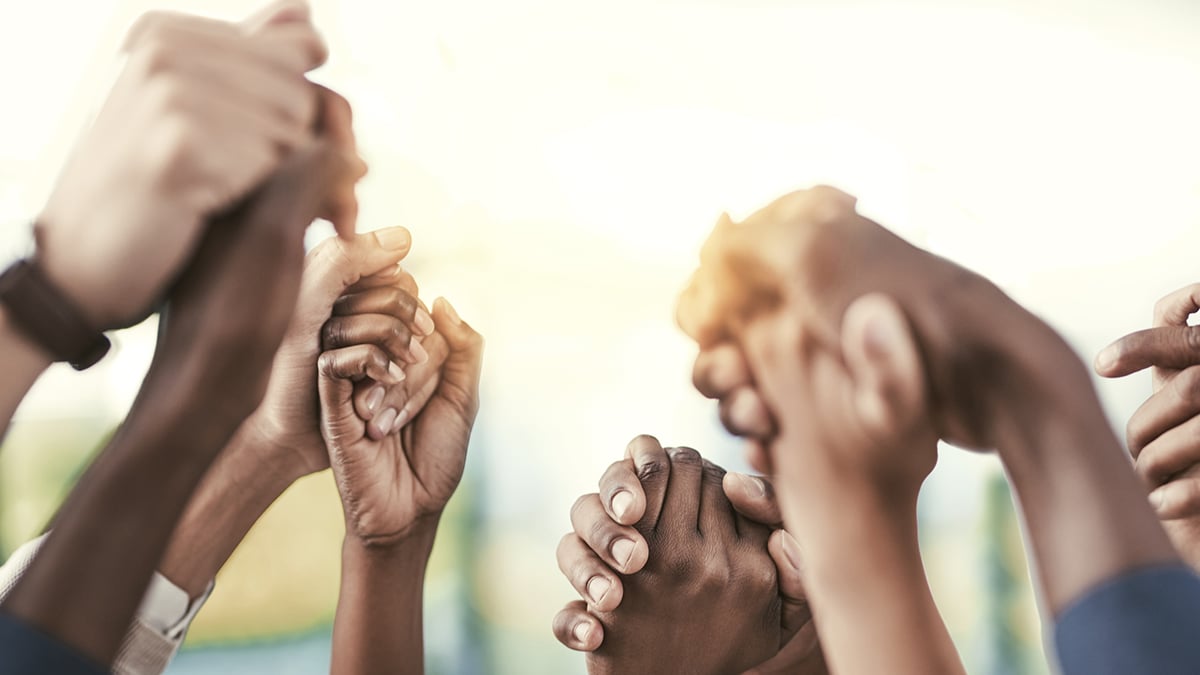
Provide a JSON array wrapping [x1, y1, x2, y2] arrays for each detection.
[[1054, 564, 1200, 675], [0, 611, 108, 675]]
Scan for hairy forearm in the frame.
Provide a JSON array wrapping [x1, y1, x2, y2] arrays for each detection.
[[0, 356, 245, 664], [158, 417, 300, 597], [331, 521, 438, 675], [993, 364, 1178, 615], [778, 461, 964, 675], [0, 306, 53, 437]]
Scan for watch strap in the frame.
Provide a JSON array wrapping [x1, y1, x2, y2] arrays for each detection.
[[0, 259, 110, 370]]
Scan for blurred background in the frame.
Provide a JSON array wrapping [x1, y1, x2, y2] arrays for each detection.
[[2, 0, 1200, 673]]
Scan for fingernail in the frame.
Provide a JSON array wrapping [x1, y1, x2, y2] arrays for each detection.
[[414, 308, 436, 336], [610, 538, 635, 568], [1095, 345, 1118, 373], [780, 530, 802, 571], [365, 386, 385, 412], [733, 472, 766, 498], [863, 312, 900, 357], [611, 490, 634, 521], [409, 339, 428, 365], [393, 407, 411, 430], [573, 622, 592, 644], [376, 408, 399, 435], [1150, 488, 1166, 512], [440, 298, 462, 326], [388, 362, 407, 383], [586, 576, 611, 605], [374, 227, 411, 251]]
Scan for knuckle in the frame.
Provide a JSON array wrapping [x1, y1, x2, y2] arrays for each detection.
[[636, 458, 667, 484], [366, 348, 390, 375], [701, 460, 727, 484], [669, 447, 703, 465], [321, 319, 346, 348], [569, 493, 598, 523]]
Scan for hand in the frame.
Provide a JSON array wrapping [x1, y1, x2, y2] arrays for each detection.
[[552, 436, 823, 674], [554, 436, 791, 675], [319, 297, 483, 545], [153, 140, 351, 423], [35, 1, 340, 329], [676, 187, 1088, 456], [1096, 283, 1200, 566], [245, 232, 440, 479]]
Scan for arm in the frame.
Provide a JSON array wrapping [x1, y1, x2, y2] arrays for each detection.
[[0, 307, 53, 436], [319, 296, 482, 674], [0, 143, 347, 666]]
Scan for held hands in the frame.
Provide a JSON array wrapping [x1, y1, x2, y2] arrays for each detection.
[[553, 436, 816, 675], [676, 187, 1086, 463], [319, 292, 483, 545], [553, 436, 824, 674], [36, 1, 361, 330]]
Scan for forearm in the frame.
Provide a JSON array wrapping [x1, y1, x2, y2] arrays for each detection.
[[0, 306, 53, 436], [993, 366, 1178, 615], [158, 418, 299, 597], [0, 357, 244, 665], [331, 520, 438, 675], [779, 463, 963, 675]]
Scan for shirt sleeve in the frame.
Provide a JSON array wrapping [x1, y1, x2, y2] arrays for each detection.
[[0, 611, 108, 675], [0, 533, 214, 675], [1054, 564, 1200, 675]]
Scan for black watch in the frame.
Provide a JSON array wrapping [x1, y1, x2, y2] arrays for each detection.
[[0, 259, 111, 370]]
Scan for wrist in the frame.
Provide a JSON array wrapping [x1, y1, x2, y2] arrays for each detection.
[[345, 513, 441, 558]]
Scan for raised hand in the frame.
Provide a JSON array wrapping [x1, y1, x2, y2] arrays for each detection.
[[35, 1, 344, 330], [1096, 283, 1200, 567], [319, 296, 482, 544], [1, 140, 351, 666], [552, 436, 823, 674]]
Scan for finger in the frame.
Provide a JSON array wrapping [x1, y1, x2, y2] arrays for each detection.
[[569, 494, 649, 575], [1150, 468, 1200, 520], [313, 86, 365, 237], [353, 381, 385, 421], [322, 313, 425, 366], [333, 285, 434, 337], [302, 227, 413, 310], [317, 348, 374, 447], [659, 447, 705, 536], [1096, 326, 1200, 378], [369, 332, 449, 438], [1137, 414, 1200, 485], [723, 472, 783, 527], [124, 11, 238, 52], [246, 17, 328, 72], [430, 298, 484, 424], [699, 459, 737, 540], [1154, 283, 1200, 328], [556, 534, 625, 613], [768, 530, 812, 635], [624, 435, 671, 531], [316, 344, 405, 386], [552, 601, 604, 652], [718, 386, 775, 439], [598, 459, 646, 526], [242, 0, 312, 32], [1126, 366, 1200, 457], [841, 293, 926, 441], [744, 440, 774, 475], [693, 343, 753, 399]]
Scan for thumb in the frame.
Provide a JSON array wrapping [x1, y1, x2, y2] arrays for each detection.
[[302, 227, 412, 307], [767, 529, 811, 637], [840, 293, 925, 441], [1095, 326, 1200, 378], [722, 472, 782, 527], [430, 298, 484, 422]]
